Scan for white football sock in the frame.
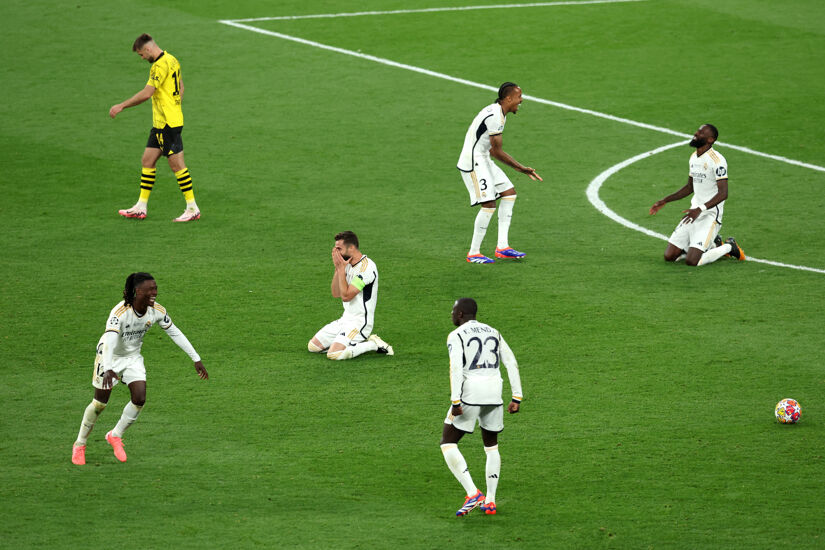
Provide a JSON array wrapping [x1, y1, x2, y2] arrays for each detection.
[[675, 253, 686, 262], [697, 243, 732, 266], [349, 340, 378, 358], [497, 196, 516, 249], [484, 445, 501, 502], [112, 401, 143, 438], [75, 399, 107, 446], [441, 443, 477, 496], [469, 208, 495, 255]]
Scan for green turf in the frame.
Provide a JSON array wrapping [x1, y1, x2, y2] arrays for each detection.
[[2, 0, 825, 547]]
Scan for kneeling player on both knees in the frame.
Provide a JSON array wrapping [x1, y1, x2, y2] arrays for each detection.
[[307, 231, 393, 360], [649, 123, 745, 267]]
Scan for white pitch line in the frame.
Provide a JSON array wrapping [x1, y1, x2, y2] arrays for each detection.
[[230, 0, 646, 22], [219, 11, 825, 274], [586, 142, 825, 274], [218, 19, 825, 175]]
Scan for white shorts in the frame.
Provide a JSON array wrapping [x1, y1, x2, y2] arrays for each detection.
[[460, 157, 514, 206], [444, 404, 504, 433], [92, 344, 146, 389], [668, 208, 722, 253], [312, 317, 371, 350]]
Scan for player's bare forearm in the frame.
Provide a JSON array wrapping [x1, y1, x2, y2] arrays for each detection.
[[330, 271, 341, 298], [109, 85, 154, 118], [651, 179, 693, 214], [491, 149, 541, 181]]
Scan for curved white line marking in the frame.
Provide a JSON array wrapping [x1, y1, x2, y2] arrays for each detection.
[[587, 142, 825, 275]]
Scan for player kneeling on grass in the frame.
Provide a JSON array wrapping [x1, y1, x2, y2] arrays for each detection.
[[308, 231, 393, 360], [71, 272, 208, 465], [649, 123, 745, 266], [440, 298, 523, 517]]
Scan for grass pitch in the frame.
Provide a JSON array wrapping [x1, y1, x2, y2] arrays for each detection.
[[2, 0, 824, 547]]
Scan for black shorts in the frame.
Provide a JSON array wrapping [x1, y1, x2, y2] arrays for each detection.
[[147, 125, 184, 157]]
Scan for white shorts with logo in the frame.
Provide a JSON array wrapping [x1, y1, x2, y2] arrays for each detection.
[[460, 157, 514, 206], [92, 343, 146, 389], [312, 316, 371, 350], [667, 208, 722, 253], [444, 404, 504, 433]]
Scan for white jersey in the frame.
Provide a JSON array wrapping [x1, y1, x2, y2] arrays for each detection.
[[102, 300, 172, 357], [447, 320, 523, 406], [689, 147, 728, 216], [457, 103, 506, 172], [98, 300, 200, 362], [342, 256, 378, 339]]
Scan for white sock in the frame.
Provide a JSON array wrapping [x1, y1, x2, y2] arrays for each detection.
[[136, 200, 147, 209], [187, 200, 198, 210], [469, 208, 495, 255], [698, 243, 732, 266], [349, 340, 378, 358], [497, 196, 516, 249], [112, 401, 143, 438], [484, 445, 501, 502], [441, 443, 477, 496], [75, 399, 106, 446], [675, 253, 686, 262]]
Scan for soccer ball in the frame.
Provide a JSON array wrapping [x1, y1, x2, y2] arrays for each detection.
[[775, 398, 801, 424]]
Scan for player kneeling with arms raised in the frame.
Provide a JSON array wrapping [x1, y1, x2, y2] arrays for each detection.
[[440, 298, 523, 517], [71, 272, 208, 465], [308, 231, 393, 360]]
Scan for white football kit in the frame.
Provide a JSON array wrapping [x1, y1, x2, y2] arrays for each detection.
[[668, 147, 729, 252], [443, 320, 523, 433], [313, 256, 379, 349], [457, 103, 514, 206], [92, 300, 200, 389]]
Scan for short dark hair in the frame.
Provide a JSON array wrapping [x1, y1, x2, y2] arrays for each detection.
[[497, 82, 519, 103], [133, 33, 153, 52], [334, 231, 359, 249], [704, 124, 719, 140], [455, 297, 478, 317], [123, 272, 154, 306]]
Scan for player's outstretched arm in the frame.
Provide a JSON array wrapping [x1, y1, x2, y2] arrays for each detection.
[[650, 178, 694, 215], [109, 85, 155, 118], [489, 135, 543, 181]]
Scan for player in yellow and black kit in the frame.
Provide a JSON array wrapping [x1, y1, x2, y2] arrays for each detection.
[[109, 33, 200, 222]]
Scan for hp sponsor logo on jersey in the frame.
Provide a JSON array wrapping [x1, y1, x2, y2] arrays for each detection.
[[716, 166, 727, 177]]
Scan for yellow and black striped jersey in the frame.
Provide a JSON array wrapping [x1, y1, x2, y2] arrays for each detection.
[[146, 51, 183, 128]]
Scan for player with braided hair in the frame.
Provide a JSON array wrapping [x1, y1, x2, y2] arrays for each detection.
[[71, 272, 208, 465]]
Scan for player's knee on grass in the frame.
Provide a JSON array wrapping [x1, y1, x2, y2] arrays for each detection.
[[307, 340, 324, 353], [326, 349, 348, 360]]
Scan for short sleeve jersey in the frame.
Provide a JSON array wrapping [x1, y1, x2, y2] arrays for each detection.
[[446, 320, 523, 406], [147, 51, 183, 128], [342, 256, 379, 325], [689, 147, 728, 213], [102, 300, 173, 357], [457, 103, 506, 172]]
